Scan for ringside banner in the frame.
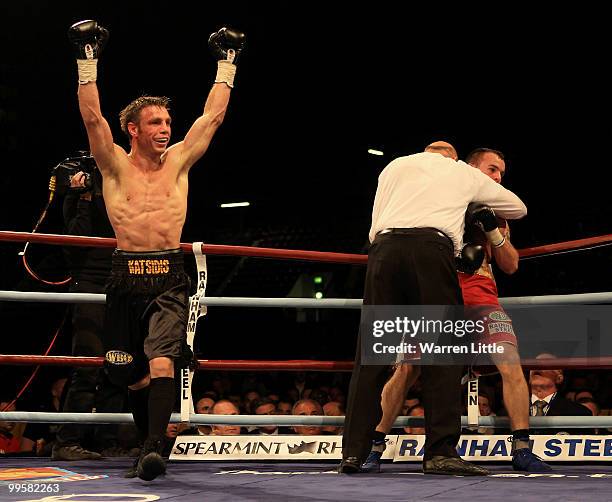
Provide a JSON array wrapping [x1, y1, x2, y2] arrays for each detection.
[[170, 435, 612, 462]]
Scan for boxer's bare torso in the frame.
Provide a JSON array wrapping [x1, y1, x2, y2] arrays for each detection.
[[102, 146, 188, 252], [78, 84, 231, 252]]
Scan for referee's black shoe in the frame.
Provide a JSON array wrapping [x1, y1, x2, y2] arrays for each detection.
[[338, 456, 362, 474], [423, 455, 490, 476]]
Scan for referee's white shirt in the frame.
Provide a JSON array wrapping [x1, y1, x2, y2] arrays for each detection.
[[369, 152, 528, 254]]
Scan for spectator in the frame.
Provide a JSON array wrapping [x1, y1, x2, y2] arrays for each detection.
[[577, 397, 599, 417], [292, 399, 323, 436], [277, 401, 293, 416], [402, 394, 420, 415], [196, 397, 215, 415], [284, 372, 312, 401], [477, 390, 496, 435], [24, 377, 70, 456], [163, 422, 191, 456], [227, 393, 242, 412], [195, 397, 215, 436], [211, 400, 241, 436], [577, 397, 601, 434], [244, 391, 261, 414], [565, 390, 577, 401], [200, 390, 219, 401], [386, 395, 422, 434], [329, 386, 345, 406], [404, 404, 426, 435], [253, 398, 279, 435], [0, 401, 37, 455], [322, 401, 344, 435], [574, 389, 595, 402], [529, 356, 592, 434], [309, 388, 330, 407]]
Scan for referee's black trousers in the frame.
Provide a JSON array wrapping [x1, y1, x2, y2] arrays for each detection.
[[342, 229, 464, 461]]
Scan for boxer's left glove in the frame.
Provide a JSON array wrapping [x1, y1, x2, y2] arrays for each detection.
[[209, 27, 246, 88], [68, 20, 109, 84], [456, 243, 485, 274], [466, 203, 505, 248]]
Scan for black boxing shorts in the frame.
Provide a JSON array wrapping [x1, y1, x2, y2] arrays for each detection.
[[104, 249, 193, 386]]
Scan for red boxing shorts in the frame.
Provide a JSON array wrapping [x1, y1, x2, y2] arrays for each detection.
[[459, 272, 517, 373], [459, 272, 517, 346]]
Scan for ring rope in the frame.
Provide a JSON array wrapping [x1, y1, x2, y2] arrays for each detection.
[[0, 310, 68, 413], [0, 412, 608, 428], [1, 291, 611, 307], [1, 355, 610, 370], [2, 230, 612, 263]]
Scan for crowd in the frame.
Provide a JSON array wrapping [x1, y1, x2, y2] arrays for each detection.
[[3, 363, 610, 458]]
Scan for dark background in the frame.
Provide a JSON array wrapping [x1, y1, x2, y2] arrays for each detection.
[[1, 3, 610, 399]]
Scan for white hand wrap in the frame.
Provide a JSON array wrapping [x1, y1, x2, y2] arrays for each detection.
[[215, 60, 236, 88], [486, 228, 505, 248], [76, 59, 98, 84]]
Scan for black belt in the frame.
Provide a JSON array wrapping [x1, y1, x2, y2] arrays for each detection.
[[378, 227, 452, 244]]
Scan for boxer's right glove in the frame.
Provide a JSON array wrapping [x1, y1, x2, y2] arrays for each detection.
[[466, 203, 505, 248], [209, 27, 246, 88], [68, 20, 109, 84]]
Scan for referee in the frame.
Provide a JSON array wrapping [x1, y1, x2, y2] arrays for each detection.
[[340, 141, 527, 475]]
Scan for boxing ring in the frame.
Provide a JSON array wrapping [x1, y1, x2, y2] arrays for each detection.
[[1, 230, 612, 501]]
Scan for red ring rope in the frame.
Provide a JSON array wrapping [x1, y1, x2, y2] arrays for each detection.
[[2, 230, 612, 263], [1, 355, 610, 371], [0, 231, 367, 264]]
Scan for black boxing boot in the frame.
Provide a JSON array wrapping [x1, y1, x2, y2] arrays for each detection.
[[136, 438, 166, 481]]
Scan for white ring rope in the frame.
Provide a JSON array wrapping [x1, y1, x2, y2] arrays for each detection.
[[1, 291, 612, 307], [0, 412, 608, 428]]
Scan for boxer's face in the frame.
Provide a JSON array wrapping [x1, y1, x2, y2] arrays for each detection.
[[472, 152, 505, 184], [131, 106, 171, 154]]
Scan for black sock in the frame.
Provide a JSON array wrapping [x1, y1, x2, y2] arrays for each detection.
[[373, 430, 386, 442], [512, 429, 530, 451], [147, 377, 175, 442], [128, 386, 150, 442]]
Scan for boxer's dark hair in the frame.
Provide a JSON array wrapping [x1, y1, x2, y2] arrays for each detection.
[[119, 95, 171, 138], [465, 147, 505, 165]]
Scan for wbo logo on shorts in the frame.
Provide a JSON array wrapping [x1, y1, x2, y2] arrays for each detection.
[[105, 350, 134, 365], [487, 310, 511, 322]]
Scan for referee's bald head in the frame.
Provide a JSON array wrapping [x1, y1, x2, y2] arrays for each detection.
[[425, 141, 458, 161]]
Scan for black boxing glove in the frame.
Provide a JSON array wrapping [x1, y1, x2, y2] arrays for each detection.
[[466, 203, 505, 247], [68, 20, 109, 59], [209, 27, 245, 63], [208, 27, 246, 88], [68, 20, 109, 84], [456, 243, 485, 274]]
